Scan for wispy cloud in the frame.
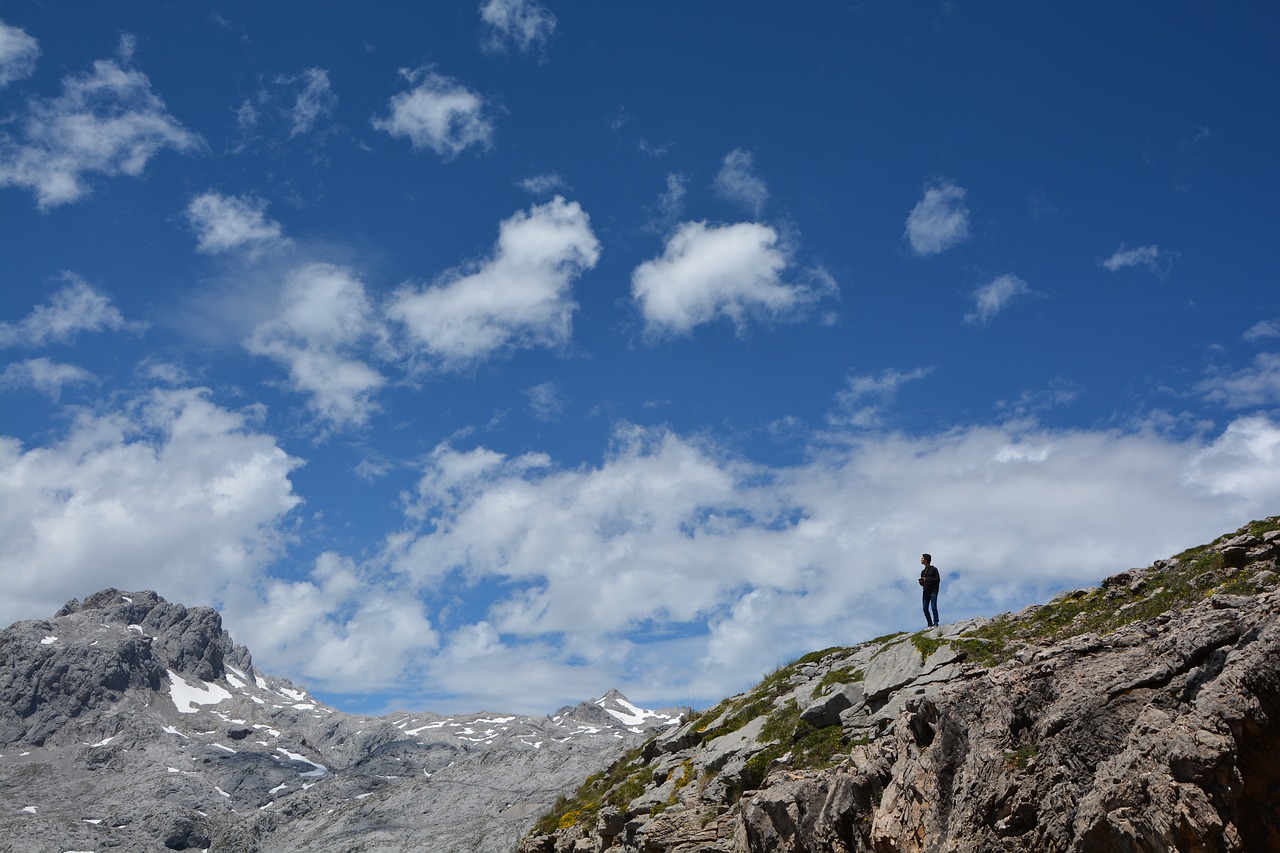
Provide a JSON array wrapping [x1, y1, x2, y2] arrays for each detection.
[[245, 263, 388, 430], [186, 191, 287, 255], [1099, 244, 1176, 278], [0, 35, 201, 209], [1198, 352, 1280, 409], [0, 357, 94, 400], [525, 381, 566, 421], [479, 0, 557, 56], [518, 172, 568, 195], [713, 148, 768, 217], [1243, 320, 1279, 343], [282, 67, 337, 137], [964, 274, 1032, 326], [0, 273, 144, 347], [373, 67, 493, 159], [0, 19, 40, 88], [830, 367, 932, 428], [632, 221, 826, 337], [905, 178, 971, 255], [389, 196, 600, 367]]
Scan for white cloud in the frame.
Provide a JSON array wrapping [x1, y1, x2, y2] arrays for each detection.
[[373, 68, 493, 159], [525, 381, 565, 421], [229, 553, 439, 693], [0, 273, 144, 347], [388, 196, 600, 367], [631, 220, 822, 337], [518, 172, 567, 195], [366, 414, 1280, 711], [0, 20, 40, 88], [186, 191, 287, 255], [830, 367, 932, 428], [479, 0, 557, 55], [1244, 320, 1279, 342], [713, 148, 768, 217], [0, 387, 302, 628], [964, 274, 1031, 326], [904, 178, 971, 256], [0, 37, 201, 209], [283, 67, 336, 137], [246, 263, 387, 430], [1100, 244, 1176, 277], [1198, 352, 1280, 409], [0, 357, 94, 400]]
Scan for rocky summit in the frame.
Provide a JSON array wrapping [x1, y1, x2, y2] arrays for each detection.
[[0, 590, 684, 853], [519, 517, 1280, 853]]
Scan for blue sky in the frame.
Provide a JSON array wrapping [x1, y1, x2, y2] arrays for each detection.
[[2, 2, 1278, 715]]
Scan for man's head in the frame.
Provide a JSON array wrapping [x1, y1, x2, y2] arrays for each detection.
[[921, 553, 932, 565]]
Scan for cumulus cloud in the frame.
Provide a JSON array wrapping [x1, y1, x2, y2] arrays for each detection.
[[245, 263, 388, 430], [283, 67, 337, 137], [0, 387, 302, 628], [1198, 352, 1280, 409], [229, 553, 439, 694], [186, 191, 287, 255], [1100, 244, 1176, 277], [631, 221, 823, 337], [0, 357, 94, 400], [363, 414, 1280, 711], [388, 196, 600, 367], [713, 148, 768, 217], [479, 0, 557, 55], [0, 36, 201, 209], [0, 273, 144, 347], [964, 274, 1032, 326], [0, 19, 40, 88], [372, 68, 493, 159], [905, 178, 971, 255]]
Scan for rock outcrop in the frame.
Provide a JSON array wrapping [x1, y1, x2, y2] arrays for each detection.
[[0, 590, 683, 853], [520, 518, 1280, 853]]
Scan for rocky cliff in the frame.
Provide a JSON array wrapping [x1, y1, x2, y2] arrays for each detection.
[[518, 517, 1280, 853], [0, 590, 684, 853]]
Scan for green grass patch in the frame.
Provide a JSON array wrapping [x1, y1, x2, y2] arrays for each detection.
[[911, 633, 946, 664], [816, 665, 864, 695], [1003, 744, 1039, 771]]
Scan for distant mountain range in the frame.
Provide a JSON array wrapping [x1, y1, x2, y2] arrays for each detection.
[[0, 589, 685, 853]]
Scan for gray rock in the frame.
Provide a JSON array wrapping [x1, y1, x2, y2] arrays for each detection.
[[0, 589, 679, 853], [530, 516, 1280, 853], [799, 683, 863, 728]]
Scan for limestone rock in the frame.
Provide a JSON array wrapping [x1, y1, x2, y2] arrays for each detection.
[[0, 590, 679, 853], [527, 516, 1280, 853]]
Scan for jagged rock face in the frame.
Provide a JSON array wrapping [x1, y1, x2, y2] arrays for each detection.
[[0, 590, 682, 853], [521, 519, 1280, 853]]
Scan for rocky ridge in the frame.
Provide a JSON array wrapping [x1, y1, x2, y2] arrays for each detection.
[[0, 590, 684, 853], [519, 517, 1280, 852]]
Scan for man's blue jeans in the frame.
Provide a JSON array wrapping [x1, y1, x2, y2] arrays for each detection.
[[922, 588, 939, 627]]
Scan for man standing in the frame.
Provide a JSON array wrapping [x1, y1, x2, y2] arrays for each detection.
[[919, 553, 940, 628]]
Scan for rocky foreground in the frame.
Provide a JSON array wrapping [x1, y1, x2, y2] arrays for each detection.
[[519, 518, 1280, 852], [0, 591, 683, 853]]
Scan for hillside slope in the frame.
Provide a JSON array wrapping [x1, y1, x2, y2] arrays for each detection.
[[520, 517, 1280, 853]]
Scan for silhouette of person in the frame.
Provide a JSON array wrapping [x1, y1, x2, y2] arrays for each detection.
[[919, 553, 940, 627]]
